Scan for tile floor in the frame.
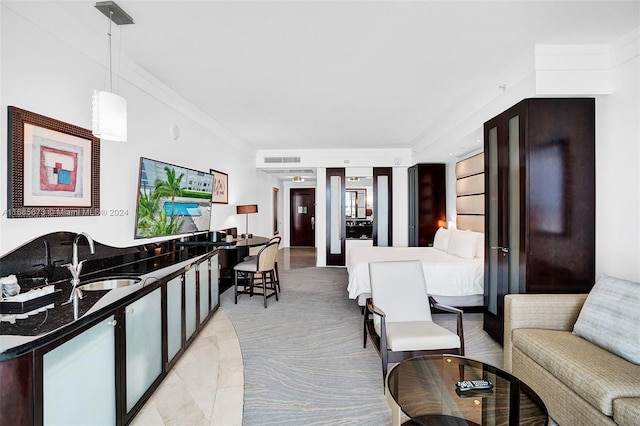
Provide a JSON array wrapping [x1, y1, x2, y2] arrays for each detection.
[[130, 248, 316, 426], [130, 310, 244, 426]]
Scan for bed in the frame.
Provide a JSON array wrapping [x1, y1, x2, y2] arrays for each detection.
[[347, 228, 484, 308]]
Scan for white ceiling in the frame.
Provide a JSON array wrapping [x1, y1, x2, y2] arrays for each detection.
[[12, 1, 640, 159]]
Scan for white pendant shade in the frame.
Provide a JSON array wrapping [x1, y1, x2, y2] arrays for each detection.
[[92, 90, 127, 141]]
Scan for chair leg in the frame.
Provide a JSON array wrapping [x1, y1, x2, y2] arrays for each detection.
[[381, 347, 389, 385], [382, 356, 388, 385], [274, 262, 280, 292], [234, 270, 238, 304], [262, 272, 268, 308], [249, 273, 255, 297], [271, 270, 279, 301], [363, 313, 368, 348]]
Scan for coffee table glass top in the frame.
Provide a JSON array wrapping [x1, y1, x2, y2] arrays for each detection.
[[387, 355, 548, 426]]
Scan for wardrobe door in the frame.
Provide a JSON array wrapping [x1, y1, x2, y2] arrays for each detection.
[[483, 101, 526, 344], [373, 167, 392, 247], [408, 166, 418, 246], [407, 164, 446, 247], [326, 168, 346, 266], [483, 98, 595, 344], [483, 115, 508, 342]]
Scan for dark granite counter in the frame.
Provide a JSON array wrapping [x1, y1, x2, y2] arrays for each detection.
[[0, 231, 219, 359]]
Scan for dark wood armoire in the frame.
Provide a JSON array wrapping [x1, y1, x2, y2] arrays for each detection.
[[483, 98, 596, 344], [408, 163, 446, 247]]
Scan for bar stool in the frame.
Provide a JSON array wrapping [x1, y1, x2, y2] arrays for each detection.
[[246, 235, 281, 292], [234, 241, 279, 308]]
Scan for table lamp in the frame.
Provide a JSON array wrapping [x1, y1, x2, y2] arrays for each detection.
[[237, 204, 258, 239]]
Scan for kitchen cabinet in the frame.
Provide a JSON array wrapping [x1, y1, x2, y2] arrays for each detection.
[[125, 287, 162, 413], [185, 266, 197, 340], [198, 261, 209, 324], [42, 315, 117, 425], [166, 276, 183, 364], [9, 251, 221, 426], [483, 98, 595, 343], [209, 256, 219, 312]]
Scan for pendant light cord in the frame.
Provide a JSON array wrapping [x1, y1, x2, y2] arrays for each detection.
[[108, 10, 113, 92]]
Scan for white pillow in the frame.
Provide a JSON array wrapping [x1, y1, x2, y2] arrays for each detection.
[[475, 232, 485, 259], [573, 275, 640, 365], [447, 229, 478, 259], [433, 227, 450, 251]]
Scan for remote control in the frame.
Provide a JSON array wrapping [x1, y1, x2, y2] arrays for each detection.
[[455, 380, 494, 391]]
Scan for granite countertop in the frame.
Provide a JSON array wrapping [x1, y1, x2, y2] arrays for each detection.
[[0, 246, 216, 359]]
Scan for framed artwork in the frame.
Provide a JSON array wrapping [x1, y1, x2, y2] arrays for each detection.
[[7, 106, 100, 218], [210, 169, 228, 204]]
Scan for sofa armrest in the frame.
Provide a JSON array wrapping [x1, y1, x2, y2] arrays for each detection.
[[503, 293, 588, 372]]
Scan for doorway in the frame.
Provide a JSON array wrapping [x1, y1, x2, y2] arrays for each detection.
[[290, 188, 315, 246]]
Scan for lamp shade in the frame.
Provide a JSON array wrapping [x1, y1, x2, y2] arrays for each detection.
[[92, 90, 127, 141], [237, 204, 258, 214]]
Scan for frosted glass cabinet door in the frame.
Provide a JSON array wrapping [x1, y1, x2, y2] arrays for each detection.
[[185, 266, 197, 339], [210, 255, 219, 311], [43, 315, 116, 425], [125, 287, 162, 412], [167, 276, 183, 362], [199, 261, 209, 324]]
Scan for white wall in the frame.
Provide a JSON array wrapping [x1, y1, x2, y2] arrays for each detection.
[[417, 28, 640, 282], [0, 5, 263, 254], [594, 29, 640, 281]]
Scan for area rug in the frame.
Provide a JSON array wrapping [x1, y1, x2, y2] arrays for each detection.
[[220, 265, 502, 425]]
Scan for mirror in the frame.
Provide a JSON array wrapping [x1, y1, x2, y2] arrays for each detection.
[[346, 189, 367, 219]]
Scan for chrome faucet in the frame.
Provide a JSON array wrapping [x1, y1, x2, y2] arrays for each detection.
[[64, 232, 95, 318]]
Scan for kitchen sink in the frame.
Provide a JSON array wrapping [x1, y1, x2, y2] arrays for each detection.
[[78, 277, 141, 291]]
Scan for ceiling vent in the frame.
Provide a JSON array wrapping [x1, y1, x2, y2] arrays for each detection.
[[264, 156, 301, 164]]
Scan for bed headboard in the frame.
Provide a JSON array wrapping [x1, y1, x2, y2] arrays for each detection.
[[455, 153, 484, 232]]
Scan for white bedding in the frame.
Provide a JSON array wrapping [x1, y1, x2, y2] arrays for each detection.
[[346, 246, 484, 300]]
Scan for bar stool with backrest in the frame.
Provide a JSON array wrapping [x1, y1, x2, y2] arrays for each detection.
[[234, 240, 279, 308], [245, 235, 281, 292]]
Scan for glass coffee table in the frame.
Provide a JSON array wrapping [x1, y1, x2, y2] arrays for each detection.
[[387, 355, 548, 426]]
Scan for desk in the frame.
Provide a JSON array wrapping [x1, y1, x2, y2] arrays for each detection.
[[217, 236, 269, 292], [176, 236, 269, 292], [387, 355, 548, 426]]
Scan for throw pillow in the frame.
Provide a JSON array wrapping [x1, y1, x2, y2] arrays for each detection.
[[447, 228, 478, 260], [433, 227, 450, 251], [573, 275, 640, 365]]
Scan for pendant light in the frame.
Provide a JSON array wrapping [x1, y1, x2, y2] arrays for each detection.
[[92, 1, 134, 142]]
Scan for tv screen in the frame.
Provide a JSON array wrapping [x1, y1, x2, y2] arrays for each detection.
[[134, 157, 213, 239]]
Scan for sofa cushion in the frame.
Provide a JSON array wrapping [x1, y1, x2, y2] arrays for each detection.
[[512, 328, 640, 416], [613, 398, 640, 426], [573, 275, 640, 365]]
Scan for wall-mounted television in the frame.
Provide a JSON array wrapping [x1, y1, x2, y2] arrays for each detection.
[[134, 157, 213, 239]]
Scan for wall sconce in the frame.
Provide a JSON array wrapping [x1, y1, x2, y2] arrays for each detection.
[[92, 1, 134, 142], [237, 204, 258, 239], [292, 176, 305, 182]]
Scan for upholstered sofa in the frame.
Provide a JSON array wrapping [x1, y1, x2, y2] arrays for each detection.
[[503, 276, 640, 426]]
